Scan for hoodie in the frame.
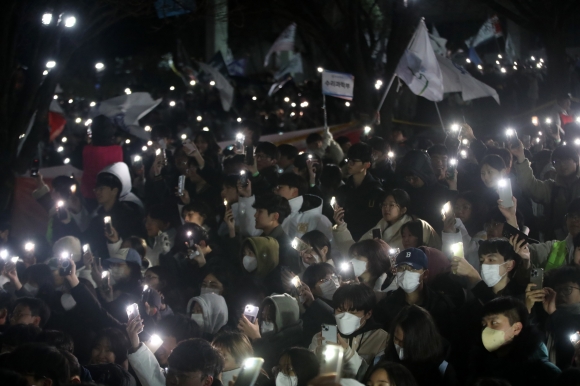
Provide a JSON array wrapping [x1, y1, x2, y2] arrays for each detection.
[[398, 151, 456, 233], [186, 293, 229, 335], [81, 144, 123, 200], [243, 237, 280, 278], [98, 162, 144, 208]]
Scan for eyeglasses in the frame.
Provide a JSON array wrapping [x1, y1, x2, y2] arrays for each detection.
[[381, 202, 399, 209], [347, 159, 362, 166], [557, 286, 580, 296]]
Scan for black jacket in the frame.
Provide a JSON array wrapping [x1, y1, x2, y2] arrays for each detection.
[[546, 307, 580, 369], [336, 173, 384, 240], [268, 226, 301, 274], [468, 328, 561, 386]]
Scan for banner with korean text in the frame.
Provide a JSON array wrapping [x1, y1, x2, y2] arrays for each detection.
[[322, 70, 354, 101]]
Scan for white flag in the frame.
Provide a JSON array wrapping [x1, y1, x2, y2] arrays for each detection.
[[436, 56, 500, 104], [465, 16, 502, 48], [505, 33, 518, 63], [429, 33, 447, 57], [264, 23, 296, 66], [198, 62, 234, 111], [396, 20, 444, 102]]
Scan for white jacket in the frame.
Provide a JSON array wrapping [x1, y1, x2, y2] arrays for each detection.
[[127, 343, 165, 386], [441, 218, 487, 271], [234, 194, 333, 240]]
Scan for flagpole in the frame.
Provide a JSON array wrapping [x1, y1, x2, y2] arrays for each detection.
[[434, 102, 446, 133], [373, 73, 398, 124], [322, 92, 328, 131]]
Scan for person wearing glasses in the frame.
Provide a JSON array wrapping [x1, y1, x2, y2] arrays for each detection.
[[510, 140, 580, 240]]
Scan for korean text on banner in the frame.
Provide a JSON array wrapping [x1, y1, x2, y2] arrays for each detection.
[[322, 70, 354, 101]]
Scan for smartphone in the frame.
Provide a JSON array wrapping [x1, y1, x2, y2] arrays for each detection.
[[239, 170, 248, 186], [56, 201, 68, 221], [126, 303, 140, 320], [183, 139, 197, 155], [497, 178, 513, 208], [30, 158, 40, 177], [291, 237, 310, 254], [243, 304, 259, 323], [319, 345, 344, 382], [339, 261, 355, 281], [372, 228, 381, 239], [571, 332, 580, 344], [59, 256, 72, 276], [447, 158, 457, 179], [104, 216, 113, 235], [133, 155, 143, 169], [450, 242, 464, 258], [321, 324, 338, 344], [245, 145, 254, 165], [233, 358, 264, 386], [235, 133, 245, 154], [505, 128, 519, 148], [178, 175, 186, 196], [144, 334, 164, 354], [530, 268, 544, 290], [82, 244, 91, 254], [330, 197, 337, 210], [501, 222, 540, 245], [291, 276, 302, 289]]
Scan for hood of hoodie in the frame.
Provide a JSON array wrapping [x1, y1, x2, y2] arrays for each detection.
[[265, 293, 300, 332], [53, 236, 82, 263], [98, 162, 144, 208], [186, 293, 229, 334], [399, 150, 437, 186], [298, 194, 324, 214], [243, 237, 279, 278]]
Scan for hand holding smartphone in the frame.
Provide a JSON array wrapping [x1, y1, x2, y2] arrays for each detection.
[[319, 345, 344, 383], [126, 303, 140, 321], [233, 358, 264, 386], [321, 324, 337, 344], [243, 304, 259, 324]]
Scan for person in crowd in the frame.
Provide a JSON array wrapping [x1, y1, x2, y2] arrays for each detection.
[[298, 230, 335, 266], [142, 204, 178, 266], [336, 136, 352, 158], [428, 144, 451, 184], [398, 150, 456, 234], [165, 338, 224, 386], [442, 191, 487, 270], [0, 324, 42, 354], [252, 193, 301, 273], [390, 126, 413, 159], [10, 297, 51, 328], [365, 361, 419, 386], [242, 121, 263, 149], [301, 263, 340, 306], [382, 305, 458, 386], [368, 137, 396, 189], [238, 293, 303, 376], [254, 141, 280, 173], [319, 164, 344, 221], [310, 284, 388, 380], [511, 140, 580, 240], [89, 327, 130, 370], [468, 297, 561, 386], [374, 248, 456, 343], [278, 144, 298, 174], [335, 143, 384, 240], [178, 152, 223, 215], [275, 347, 319, 386], [306, 129, 344, 165], [5, 343, 71, 386], [347, 239, 394, 291], [194, 130, 222, 170], [333, 189, 441, 254], [235, 173, 332, 240], [212, 331, 269, 386], [186, 292, 229, 338], [525, 266, 580, 369], [239, 236, 289, 295]]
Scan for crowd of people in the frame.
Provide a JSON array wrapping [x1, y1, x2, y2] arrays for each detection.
[[4, 105, 580, 386]]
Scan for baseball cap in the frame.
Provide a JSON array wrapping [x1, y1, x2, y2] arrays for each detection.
[[395, 248, 428, 270], [107, 248, 141, 265]]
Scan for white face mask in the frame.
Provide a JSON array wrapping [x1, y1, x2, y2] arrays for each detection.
[[394, 343, 404, 360], [222, 368, 242, 386], [335, 312, 362, 335], [481, 263, 507, 287], [396, 271, 422, 293], [276, 373, 297, 386], [261, 321, 275, 334], [110, 266, 125, 281], [191, 313, 205, 329], [60, 293, 77, 311], [350, 259, 367, 277], [319, 278, 339, 300], [24, 283, 39, 296], [481, 327, 506, 352], [243, 255, 258, 272]]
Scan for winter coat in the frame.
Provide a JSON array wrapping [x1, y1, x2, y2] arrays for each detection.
[[468, 328, 561, 386], [529, 233, 574, 270], [309, 318, 388, 380], [81, 144, 123, 200], [514, 157, 580, 239], [335, 173, 385, 241], [311, 128, 344, 165], [268, 226, 301, 275], [546, 305, 580, 369], [332, 214, 441, 256], [127, 343, 165, 386], [186, 293, 228, 335]]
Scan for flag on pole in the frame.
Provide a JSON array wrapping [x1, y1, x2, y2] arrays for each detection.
[[468, 47, 483, 65], [505, 33, 518, 63], [429, 33, 447, 56], [436, 56, 500, 104], [198, 62, 234, 111], [465, 16, 503, 48], [396, 20, 444, 102], [322, 70, 354, 101], [264, 23, 297, 66]]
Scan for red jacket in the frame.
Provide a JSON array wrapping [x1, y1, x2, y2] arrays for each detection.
[[81, 145, 123, 199]]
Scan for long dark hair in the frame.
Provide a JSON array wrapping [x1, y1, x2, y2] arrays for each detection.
[[92, 328, 130, 365], [195, 131, 220, 157], [300, 230, 332, 262], [281, 348, 319, 386], [112, 262, 142, 296], [385, 305, 443, 363], [401, 220, 424, 247], [364, 361, 419, 386], [454, 191, 485, 237]]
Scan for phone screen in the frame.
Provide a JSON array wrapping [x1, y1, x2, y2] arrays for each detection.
[[243, 305, 259, 323], [233, 358, 264, 386]]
